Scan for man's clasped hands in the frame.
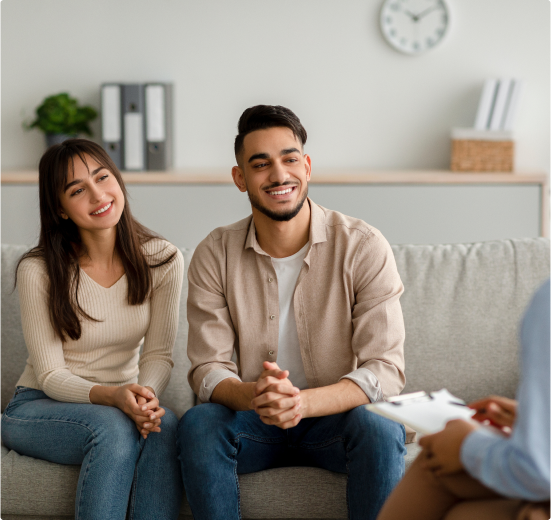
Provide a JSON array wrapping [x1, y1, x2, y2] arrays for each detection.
[[251, 361, 303, 429]]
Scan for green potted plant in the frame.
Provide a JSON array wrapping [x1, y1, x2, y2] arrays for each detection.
[[24, 92, 98, 148]]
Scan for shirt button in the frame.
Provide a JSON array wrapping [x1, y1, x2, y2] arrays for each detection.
[[270, 315, 275, 320], [268, 350, 275, 356], [268, 277, 273, 283]]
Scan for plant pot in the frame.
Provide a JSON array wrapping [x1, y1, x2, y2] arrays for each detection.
[[45, 133, 77, 148]]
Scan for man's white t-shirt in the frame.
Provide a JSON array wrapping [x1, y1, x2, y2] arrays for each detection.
[[271, 242, 310, 390]]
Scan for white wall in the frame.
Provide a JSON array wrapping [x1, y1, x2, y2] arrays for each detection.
[[2, 0, 549, 173]]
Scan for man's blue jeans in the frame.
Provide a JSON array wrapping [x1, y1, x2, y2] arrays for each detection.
[[177, 403, 406, 520], [1, 387, 183, 520]]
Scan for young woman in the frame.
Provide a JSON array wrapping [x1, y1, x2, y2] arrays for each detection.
[[1, 139, 184, 520], [377, 280, 550, 520]]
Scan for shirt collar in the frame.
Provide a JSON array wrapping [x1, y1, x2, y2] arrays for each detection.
[[244, 198, 327, 257]]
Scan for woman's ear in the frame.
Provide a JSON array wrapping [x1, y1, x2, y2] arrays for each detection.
[[59, 209, 69, 220]]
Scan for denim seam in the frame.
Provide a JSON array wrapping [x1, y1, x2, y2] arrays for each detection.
[[232, 439, 242, 520], [344, 436, 351, 520], [234, 432, 286, 445], [76, 431, 98, 520], [291, 435, 346, 450], [128, 459, 139, 520], [1, 415, 98, 436]]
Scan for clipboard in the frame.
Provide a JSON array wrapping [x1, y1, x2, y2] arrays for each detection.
[[365, 389, 476, 436]]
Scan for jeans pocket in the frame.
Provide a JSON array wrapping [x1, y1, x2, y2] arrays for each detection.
[[14, 386, 37, 396]]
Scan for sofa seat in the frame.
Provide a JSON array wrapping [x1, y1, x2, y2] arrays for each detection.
[[0, 442, 422, 519]]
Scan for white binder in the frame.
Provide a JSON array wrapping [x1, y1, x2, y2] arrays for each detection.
[[122, 84, 146, 171], [101, 84, 122, 170]]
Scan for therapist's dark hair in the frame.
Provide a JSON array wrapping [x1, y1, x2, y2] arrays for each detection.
[[15, 139, 176, 341], [234, 105, 308, 163]]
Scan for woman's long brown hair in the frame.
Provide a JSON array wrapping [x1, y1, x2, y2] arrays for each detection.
[[16, 139, 176, 341]]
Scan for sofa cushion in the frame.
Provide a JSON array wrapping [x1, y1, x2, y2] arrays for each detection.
[[1, 245, 29, 412], [158, 248, 196, 418], [0, 443, 421, 518], [393, 238, 550, 402]]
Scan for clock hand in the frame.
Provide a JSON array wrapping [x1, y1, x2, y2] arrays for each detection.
[[403, 9, 417, 20], [414, 4, 440, 20]]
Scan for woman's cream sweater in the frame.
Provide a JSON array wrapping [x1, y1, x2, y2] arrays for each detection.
[[15, 239, 184, 403]]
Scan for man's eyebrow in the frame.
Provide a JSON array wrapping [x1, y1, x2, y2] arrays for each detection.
[[281, 148, 300, 155], [248, 153, 270, 163], [64, 166, 106, 192]]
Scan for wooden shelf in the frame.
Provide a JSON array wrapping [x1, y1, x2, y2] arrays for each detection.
[[1, 169, 548, 185]]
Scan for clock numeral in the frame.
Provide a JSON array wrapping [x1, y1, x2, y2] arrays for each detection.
[[400, 38, 408, 46], [426, 38, 434, 47], [413, 42, 420, 50], [436, 28, 444, 36], [390, 3, 400, 12], [386, 16, 393, 24], [390, 28, 397, 37]]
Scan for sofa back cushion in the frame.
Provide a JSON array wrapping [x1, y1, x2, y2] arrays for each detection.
[[1, 244, 29, 412], [393, 238, 549, 402]]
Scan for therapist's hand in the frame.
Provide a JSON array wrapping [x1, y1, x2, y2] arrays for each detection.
[[469, 395, 517, 433], [419, 419, 479, 476]]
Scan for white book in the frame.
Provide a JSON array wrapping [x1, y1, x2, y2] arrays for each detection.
[[365, 389, 476, 435], [489, 79, 513, 130], [474, 79, 498, 130], [503, 79, 524, 131]]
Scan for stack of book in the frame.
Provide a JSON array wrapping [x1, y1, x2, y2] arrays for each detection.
[[101, 83, 173, 171], [450, 78, 524, 172]]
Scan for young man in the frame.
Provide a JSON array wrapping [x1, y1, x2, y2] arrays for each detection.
[[177, 105, 408, 520]]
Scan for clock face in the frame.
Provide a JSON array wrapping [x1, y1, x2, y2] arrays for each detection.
[[380, 0, 450, 55]]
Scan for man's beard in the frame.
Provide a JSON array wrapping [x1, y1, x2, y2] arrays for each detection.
[[247, 183, 308, 222]]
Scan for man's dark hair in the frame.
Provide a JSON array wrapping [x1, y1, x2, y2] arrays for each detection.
[[234, 105, 307, 161]]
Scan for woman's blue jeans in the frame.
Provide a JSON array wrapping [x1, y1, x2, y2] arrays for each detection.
[[177, 403, 406, 520], [1, 387, 183, 520]]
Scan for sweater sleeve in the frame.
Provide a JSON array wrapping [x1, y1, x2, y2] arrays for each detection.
[[138, 245, 184, 397], [460, 280, 550, 501], [17, 258, 97, 403]]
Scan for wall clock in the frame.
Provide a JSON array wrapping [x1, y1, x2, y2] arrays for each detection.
[[380, 0, 450, 55]]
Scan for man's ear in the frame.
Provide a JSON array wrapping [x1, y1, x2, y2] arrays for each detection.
[[231, 166, 248, 193], [304, 154, 312, 182]]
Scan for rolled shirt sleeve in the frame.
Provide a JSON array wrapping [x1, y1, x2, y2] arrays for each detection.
[[340, 368, 384, 403]]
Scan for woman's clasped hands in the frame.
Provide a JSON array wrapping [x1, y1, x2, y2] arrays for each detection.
[[91, 383, 166, 439]]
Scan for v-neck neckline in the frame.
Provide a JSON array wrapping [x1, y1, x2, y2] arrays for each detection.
[[80, 268, 126, 290]]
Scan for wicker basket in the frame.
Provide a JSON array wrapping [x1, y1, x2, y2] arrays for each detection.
[[451, 139, 514, 172]]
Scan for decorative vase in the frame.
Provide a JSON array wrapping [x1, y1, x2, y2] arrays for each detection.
[[45, 133, 77, 148]]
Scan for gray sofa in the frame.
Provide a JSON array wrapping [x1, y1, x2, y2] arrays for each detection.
[[2, 238, 549, 520]]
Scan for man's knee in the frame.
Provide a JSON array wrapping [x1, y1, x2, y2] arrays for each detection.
[[177, 403, 235, 457], [345, 405, 406, 449]]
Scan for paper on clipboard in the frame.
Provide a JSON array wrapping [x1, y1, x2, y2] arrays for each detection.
[[365, 389, 476, 436]]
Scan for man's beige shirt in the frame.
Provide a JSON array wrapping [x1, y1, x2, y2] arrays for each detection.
[[187, 199, 406, 409]]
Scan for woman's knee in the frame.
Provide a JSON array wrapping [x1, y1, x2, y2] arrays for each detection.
[[89, 406, 140, 458]]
